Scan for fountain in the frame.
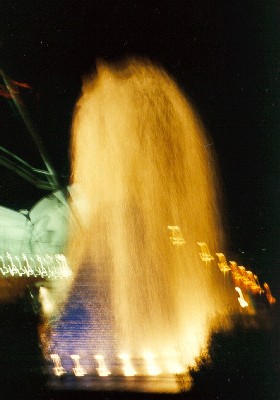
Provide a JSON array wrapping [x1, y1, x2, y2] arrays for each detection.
[[50, 58, 231, 386]]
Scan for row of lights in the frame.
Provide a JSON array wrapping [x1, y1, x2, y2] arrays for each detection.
[[0, 252, 72, 279], [169, 227, 276, 308], [50, 353, 184, 377]]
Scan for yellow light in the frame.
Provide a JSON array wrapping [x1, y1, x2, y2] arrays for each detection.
[[94, 355, 111, 376], [39, 287, 54, 316], [143, 352, 161, 376], [197, 242, 214, 262], [162, 351, 185, 374], [167, 226, 186, 245], [50, 354, 66, 376], [70, 354, 87, 377], [166, 359, 184, 374], [216, 253, 231, 272], [118, 353, 136, 376]]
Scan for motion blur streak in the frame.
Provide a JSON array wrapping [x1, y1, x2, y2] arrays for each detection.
[[55, 58, 231, 378]]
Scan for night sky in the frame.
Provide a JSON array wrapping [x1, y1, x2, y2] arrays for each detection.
[[1, 1, 279, 287]]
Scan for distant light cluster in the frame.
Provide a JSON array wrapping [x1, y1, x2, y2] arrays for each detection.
[[197, 244, 276, 308], [0, 252, 72, 279]]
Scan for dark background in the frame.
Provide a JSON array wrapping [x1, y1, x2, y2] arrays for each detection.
[[0, 0, 279, 288]]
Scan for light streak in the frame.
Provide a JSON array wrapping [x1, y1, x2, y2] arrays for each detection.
[[94, 355, 111, 376], [10, 79, 32, 89], [167, 226, 186, 245], [0, 253, 71, 279], [0, 87, 13, 99], [70, 354, 87, 377], [0, 256, 8, 275], [197, 242, 214, 262], [6, 252, 19, 276], [164, 353, 184, 374], [0, 69, 60, 189], [0, 79, 32, 102], [216, 253, 231, 272], [263, 283, 276, 305], [246, 271, 263, 294], [50, 354, 66, 377], [235, 287, 248, 308], [118, 354, 136, 376], [230, 261, 263, 295], [143, 352, 161, 376], [39, 287, 54, 316]]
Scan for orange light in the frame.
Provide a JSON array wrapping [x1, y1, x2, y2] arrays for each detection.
[[197, 242, 214, 262], [263, 283, 276, 305], [167, 226, 186, 245], [216, 253, 231, 272], [235, 287, 248, 308]]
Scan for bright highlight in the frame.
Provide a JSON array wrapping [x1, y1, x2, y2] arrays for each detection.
[[52, 58, 231, 382]]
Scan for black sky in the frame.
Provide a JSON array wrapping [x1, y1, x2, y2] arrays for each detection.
[[0, 0, 279, 281]]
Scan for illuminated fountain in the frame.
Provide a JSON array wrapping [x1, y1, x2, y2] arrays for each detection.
[[49, 58, 232, 385], [0, 63, 276, 393]]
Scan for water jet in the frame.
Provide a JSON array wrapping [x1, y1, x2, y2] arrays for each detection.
[[49, 58, 231, 389]]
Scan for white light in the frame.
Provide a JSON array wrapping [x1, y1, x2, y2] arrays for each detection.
[[118, 353, 136, 376], [165, 354, 184, 374], [235, 287, 248, 308], [94, 355, 111, 376], [50, 354, 66, 376], [143, 352, 161, 376], [70, 354, 87, 377], [39, 287, 54, 316], [0, 253, 72, 279]]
